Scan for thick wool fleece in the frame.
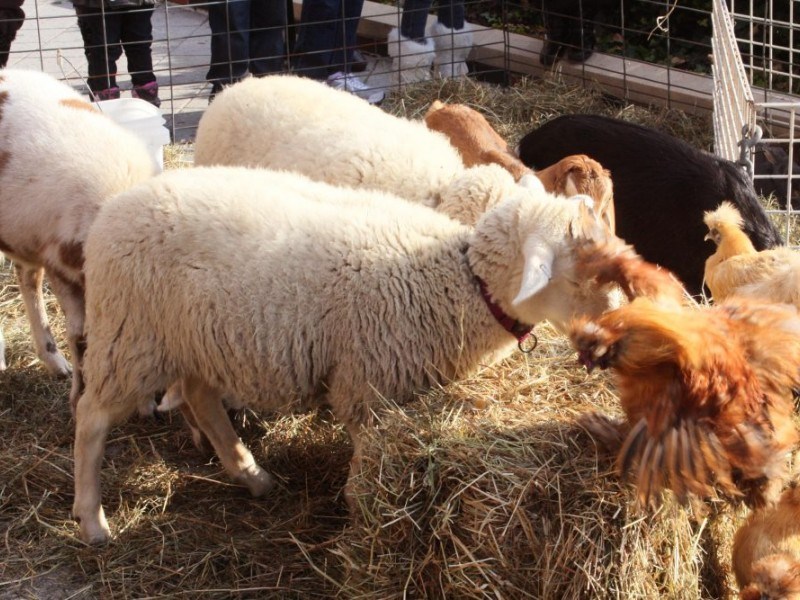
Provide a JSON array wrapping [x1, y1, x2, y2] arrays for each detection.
[[81, 167, 613, 421], [193, 74, 512, 211]]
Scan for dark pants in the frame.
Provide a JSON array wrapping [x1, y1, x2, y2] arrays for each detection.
[[75, 5, 156, 92], [292, 0, 363, 80], [0, 7, 24, 69], [206, 0, 288, 85], [399, 0, 463, 42]]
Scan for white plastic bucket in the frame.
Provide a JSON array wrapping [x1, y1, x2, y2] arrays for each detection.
[[95, 98, 171, 173]]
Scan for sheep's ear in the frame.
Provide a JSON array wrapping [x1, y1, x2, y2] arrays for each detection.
[[568, 196, 601, 239], [518, 173, 546, 193], [512, 236, 555, 306]]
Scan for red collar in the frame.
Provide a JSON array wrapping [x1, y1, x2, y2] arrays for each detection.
[[476, 277, 537, 352]]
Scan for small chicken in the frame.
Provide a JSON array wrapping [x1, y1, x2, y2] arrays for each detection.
[[704, 201, 800, 306], [570, 296, 800, 508], [573, 233, 690, 307], [424, 100, 616, 232], [733, 485, 800, 599]]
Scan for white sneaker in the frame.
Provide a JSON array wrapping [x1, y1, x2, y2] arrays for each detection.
[[326, 71, 385, 105]]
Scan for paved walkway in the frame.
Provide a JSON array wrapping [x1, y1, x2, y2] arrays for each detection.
[[9, 0, 219, 141], [7, 0, 396, 141]]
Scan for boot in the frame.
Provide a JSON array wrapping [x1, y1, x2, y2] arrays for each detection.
[[387, 28, 435, 86], [91, 86, 121, 102], [429, 20, 474, 79], [132, 81, 162, 108]]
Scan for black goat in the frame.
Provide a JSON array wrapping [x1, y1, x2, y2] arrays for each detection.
[[517, 114, 783, 296]]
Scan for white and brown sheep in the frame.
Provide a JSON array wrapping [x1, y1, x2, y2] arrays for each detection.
[[0, 69, 155, 396], [72, 166, 618, 544]]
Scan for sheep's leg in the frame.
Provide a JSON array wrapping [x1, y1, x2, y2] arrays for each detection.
[[46, 272, 86, 413], [0, 327, 6, 371], [341, 421, 365, 513], [15, 264, 71, 376], [180, 377, 274, 497], [72, 389, 132, 544]]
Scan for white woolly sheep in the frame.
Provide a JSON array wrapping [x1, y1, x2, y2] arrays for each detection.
[[72, 166, 617, 544], [193, 74, 545, 227], [0, 69, 155, 394]]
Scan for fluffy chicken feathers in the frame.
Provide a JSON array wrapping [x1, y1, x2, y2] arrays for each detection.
[[574, 234, 690, 307], [704, 201, 800, 306], [570, 296, 800, 507], [734, 485, 800, 599]]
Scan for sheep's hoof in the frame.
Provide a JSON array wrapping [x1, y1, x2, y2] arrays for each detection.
[[238, 465, 274, 498], [44, 353, 72, 378], [76, 512, 112, 545]]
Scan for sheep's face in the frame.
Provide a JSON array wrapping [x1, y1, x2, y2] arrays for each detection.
[[509, 196, 618, 331], [515, 250, 617, 333]]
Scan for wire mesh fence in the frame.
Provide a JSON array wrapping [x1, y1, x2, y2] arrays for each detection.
[[2, 0, 799, 210]]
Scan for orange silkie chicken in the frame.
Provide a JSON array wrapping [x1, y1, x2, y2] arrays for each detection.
[[704, 201, 800, 306], [569, 295, 800, 508], [733, 485, 800, 599], [573, 233, 690, 307]]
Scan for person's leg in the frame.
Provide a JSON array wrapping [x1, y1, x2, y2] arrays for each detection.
[[436, 0, 464, 30], [292, 0, 340, 80], [399, 0, 430, 41], [206, 0, 251, 86], [387, 0, 435, 85], [75, 6, 123, 98], [0, 7, 24, 69], [430, 0, 472, 78], [119, 6, 156, 85], [119, 6, 160, 106], [336, 0, 364, 70], [248, 0, 287, 75]]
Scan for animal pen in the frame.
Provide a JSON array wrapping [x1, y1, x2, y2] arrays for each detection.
[[7, 0, 798, 215], [3, 1, 800, 599]]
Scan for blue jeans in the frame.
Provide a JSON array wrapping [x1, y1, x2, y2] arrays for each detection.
[[399, 0, 463, 42], [75, 5, 156, 91], [206, 0, 288, 85], [292, 0, 364, 80]]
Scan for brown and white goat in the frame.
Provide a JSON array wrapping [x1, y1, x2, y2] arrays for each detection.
[[424, 100, 615, 232], [0, 69, 154, 404]]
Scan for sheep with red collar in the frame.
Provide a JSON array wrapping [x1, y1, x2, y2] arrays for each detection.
[[193, 75, 544, 226], [0, 69, 155, 394], [72, 166, 616, 544]]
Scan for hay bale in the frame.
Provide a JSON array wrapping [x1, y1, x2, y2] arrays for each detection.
[[326, 327, 740, 599]]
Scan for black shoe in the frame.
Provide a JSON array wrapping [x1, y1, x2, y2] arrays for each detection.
[[539, 39, 563, 66], [208, 81, 224, 104]]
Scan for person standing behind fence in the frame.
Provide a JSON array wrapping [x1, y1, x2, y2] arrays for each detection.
[[387, 0, 474, 86], [292, 0, 384, 104], [206, 0, 288, 102], [72, 0, 161, 106], [0, 0, 24, 68]]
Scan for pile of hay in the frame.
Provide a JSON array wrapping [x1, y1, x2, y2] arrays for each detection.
[[333, 324, 741, 599], [1, 74, 751, 599]]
